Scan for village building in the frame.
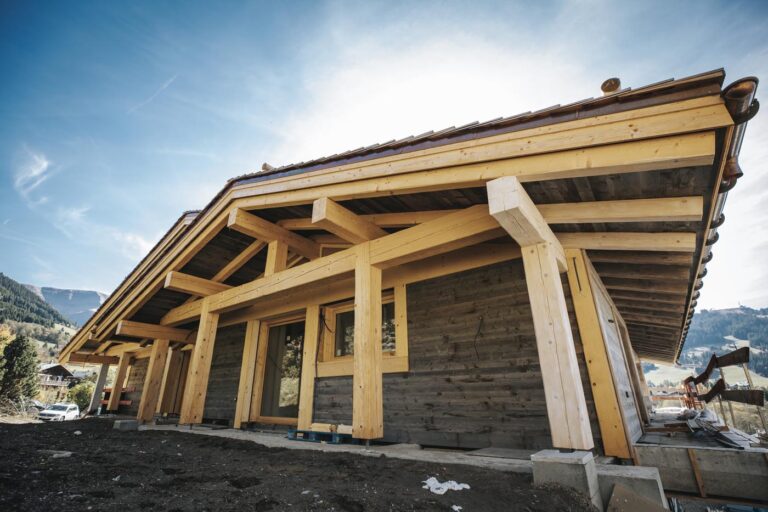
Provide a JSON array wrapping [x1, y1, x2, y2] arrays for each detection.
[[59, 69, 764, 502], [38, 363, 76, 404]]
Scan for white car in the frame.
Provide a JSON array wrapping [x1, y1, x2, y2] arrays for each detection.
[[38, 403, 80, 421]]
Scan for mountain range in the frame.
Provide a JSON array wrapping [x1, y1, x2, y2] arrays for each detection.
[[24, 285, 107, 327]]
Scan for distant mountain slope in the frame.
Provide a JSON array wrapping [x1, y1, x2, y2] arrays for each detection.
[[680, 306, 768, 378], [0, 273, 72, 327], [24, 285, 107, 327]]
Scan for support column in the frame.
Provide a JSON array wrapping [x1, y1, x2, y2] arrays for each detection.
[[107, 352, 132, 412], [523, 243, 594, 450], [264, 240, 288, 275], [179, 298, 220, 424], [234, 320, 261, 429], [488, 176, 593, 450], [298, 305, 321, 430], [88, 363, 110, 415], [566, 248, 632, 458], [159, 348, 187, 414], [352, 246, 384, 439], [137, 339, 170, 423]]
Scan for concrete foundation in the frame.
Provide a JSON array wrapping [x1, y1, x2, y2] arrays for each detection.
[[634, 444, 768, 502], [597, 464, 668, 510], [531, 450, 603, 510], [113, 419, 139, 431]]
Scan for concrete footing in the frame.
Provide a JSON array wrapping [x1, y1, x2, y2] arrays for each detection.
[[531, 450, 603, 510], [596, 464, 668, 510], [113, 419, 139, 431]]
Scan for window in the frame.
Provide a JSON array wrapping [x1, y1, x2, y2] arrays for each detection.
[[333, 302, 396, 357], [260, 320, 305, 419], [317, 284, 409, 377]]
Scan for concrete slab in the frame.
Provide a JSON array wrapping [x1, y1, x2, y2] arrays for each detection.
[[531, 450, 602, 510], [113, 419, 139, 431], [143, 425, 535, 474], [467, 447, 536, 460], [597, 464, 668, 510], [607, 483, 667, 512]]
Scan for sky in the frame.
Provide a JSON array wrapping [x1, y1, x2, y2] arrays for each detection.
[[0, 0, 767, 310]]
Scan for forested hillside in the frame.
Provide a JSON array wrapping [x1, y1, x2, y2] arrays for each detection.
[[680, 306, 768, 377], [0, 273, 72, 327]]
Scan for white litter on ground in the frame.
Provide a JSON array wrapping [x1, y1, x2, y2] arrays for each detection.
[[452, 505, 463, 511], [422, 477, 470, 495]]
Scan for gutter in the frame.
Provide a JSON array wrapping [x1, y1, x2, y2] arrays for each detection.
[[676, 77, 760, 361]]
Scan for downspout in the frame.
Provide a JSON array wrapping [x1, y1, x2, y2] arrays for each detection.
[[676, 77, 759, 361]]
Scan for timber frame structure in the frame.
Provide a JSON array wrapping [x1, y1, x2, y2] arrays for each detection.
[[60, 69, 758, 459]]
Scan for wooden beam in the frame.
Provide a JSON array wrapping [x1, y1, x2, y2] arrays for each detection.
[[352, 247, 384, 439], [297, 305, 321, 430], [164, 242, 522, 328], [603, 278, 688, 295], [312, 197, 387, 243], [488, 176, 566, 271], [178, 298, 220, 424], [566, 249, 632, 458], [116, 320, 193, 343], [234, 320, 261, 429], [209, 205, 503, 314], [68, 353, 119, 365], [212, 240, 267, 282], [559, 232, 696, 252], [282, 196, 703, 231], [137, 339, 170, 423], [107, 352, 132, 411], [164, 271, 231, 296], [248, 322, 271, 422], [587, 251, 693, 266], [228, 208, 320, 260], [522, 243, 593, 450], [593, 263, 691, 281]]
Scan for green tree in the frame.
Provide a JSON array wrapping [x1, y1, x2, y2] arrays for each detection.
[[0, 334, 40, 402], [67, 381, 94, 411]]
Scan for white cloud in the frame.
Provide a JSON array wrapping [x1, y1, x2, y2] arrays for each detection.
[[270, 33, 596, 167], [14, 147, 53, 207]]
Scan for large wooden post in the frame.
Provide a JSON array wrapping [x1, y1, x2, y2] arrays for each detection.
[[234, 319, 261, 429], [489, 176, 593, 450], [159, 348, 187, 414], [88, 363, 110, 414], [352, 246, 384, 439], [298, 305, 321, 430], [566, 248, 632, 458], [137, 339, 170, 423], [107, 352, 132, 411], [179, 298, 220, 424]]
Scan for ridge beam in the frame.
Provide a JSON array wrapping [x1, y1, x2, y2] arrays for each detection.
[[487, 176, 567, 272], [228, 208, 320, 260], [165, 271, 232, 297], [312, 197, 388, 244], [116, 320, 193, 344]]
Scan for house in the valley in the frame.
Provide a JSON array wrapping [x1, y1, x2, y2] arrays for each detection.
[[38, 363, 76, 404], [59, 69, 765, 501]]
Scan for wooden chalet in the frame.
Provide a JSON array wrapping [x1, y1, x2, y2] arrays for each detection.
[[59, 69, 759, 461]]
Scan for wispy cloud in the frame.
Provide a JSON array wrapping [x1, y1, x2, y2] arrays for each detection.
[[14, 147, 53, 207], [128, 73, 178, 113]]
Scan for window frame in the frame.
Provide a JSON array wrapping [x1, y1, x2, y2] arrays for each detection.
[[316, 284, 409, 377]]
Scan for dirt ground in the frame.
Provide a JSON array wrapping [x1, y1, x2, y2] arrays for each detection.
[[0, 418, 597, 511]]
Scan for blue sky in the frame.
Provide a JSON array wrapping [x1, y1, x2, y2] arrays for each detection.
[[1, 0, 767, 310]]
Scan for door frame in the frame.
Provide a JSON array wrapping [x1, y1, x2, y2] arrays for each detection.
[[249, 311, 307, 426]]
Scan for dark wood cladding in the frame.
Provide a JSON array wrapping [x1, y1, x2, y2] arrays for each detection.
[[119, 357, 149, 416], [313, 260, 601, 451], [202, 323, 247, 423]]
